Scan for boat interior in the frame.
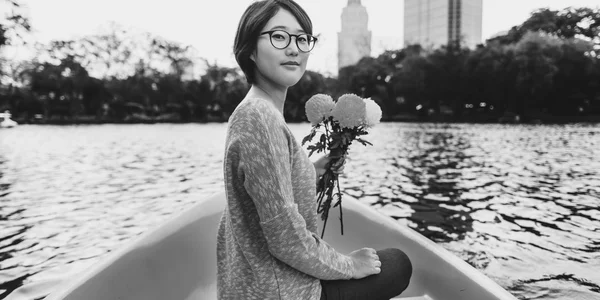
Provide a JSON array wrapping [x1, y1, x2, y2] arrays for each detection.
[[44, 192, 513, 300]]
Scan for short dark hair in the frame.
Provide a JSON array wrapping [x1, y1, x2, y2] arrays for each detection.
[[233, 0, 313, 84]]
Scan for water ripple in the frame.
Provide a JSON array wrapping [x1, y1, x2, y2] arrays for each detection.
[[332, 123, 600, 300], [1, 123, 599, 300]]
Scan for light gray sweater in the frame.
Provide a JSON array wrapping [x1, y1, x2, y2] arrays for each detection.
[[217, 97, 354, 299]]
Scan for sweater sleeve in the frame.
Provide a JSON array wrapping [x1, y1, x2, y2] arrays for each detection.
[[237, 105, 354, 281]]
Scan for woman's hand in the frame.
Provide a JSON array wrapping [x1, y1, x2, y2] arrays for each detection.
[[314, 154, 346, 178], [348, 248, 381, 279]]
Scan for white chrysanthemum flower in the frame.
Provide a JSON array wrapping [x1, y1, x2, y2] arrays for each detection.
[[331, 94, 366, 129], [363, 98, 382, 128], [305, 94, 335, 126]]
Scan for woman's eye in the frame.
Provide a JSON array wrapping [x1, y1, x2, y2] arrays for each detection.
[[298, 36, 308, 44], [272, 33, 286, 40]]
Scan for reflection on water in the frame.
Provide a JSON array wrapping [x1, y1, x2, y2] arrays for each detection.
[[0, 124, 226, 300], [344, 123, 600, 300], [0, 123, 599, 300]]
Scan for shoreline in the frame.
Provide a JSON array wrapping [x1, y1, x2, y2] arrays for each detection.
[[9, 116, 600, 126]]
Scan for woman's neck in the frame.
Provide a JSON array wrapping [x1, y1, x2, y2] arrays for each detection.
[[246, 76, 287, 115]]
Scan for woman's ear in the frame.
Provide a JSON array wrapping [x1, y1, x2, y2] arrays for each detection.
[[250, 51, 256, 63]]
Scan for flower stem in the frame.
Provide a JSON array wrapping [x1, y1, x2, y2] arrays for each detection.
[[320, 214, 327, 239], [336, 177, 344, 235]]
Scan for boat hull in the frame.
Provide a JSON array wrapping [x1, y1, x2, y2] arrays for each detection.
[[41, 192, 517, 300]]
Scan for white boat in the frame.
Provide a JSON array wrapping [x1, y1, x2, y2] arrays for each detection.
[[0, 111, 18, 128], [34, 192, 517, 300]]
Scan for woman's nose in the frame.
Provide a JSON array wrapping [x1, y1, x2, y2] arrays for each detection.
[[285, 39, 299, 56]]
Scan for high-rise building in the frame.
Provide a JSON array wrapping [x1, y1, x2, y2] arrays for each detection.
[[404, 0, 482, 49], [338, 0, 372, 70]]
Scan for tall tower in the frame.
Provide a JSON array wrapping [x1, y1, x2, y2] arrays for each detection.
[[338, 0, 372, 70], [404, 0, 482, 49]]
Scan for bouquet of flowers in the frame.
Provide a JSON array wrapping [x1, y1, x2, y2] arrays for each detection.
[[302, 93, 382, 238]]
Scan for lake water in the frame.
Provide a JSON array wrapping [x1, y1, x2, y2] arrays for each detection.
[[1, 123, 599, 300]]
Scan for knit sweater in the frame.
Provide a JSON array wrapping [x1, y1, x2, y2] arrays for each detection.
[[217, 97, 354, 300]]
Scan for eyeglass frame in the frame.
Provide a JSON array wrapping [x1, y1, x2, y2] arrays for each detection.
[[259, 30, 318, 53]]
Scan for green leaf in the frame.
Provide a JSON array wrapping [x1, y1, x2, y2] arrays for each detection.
[[356, 138, 373, 146], [302, 129, 317, 146]]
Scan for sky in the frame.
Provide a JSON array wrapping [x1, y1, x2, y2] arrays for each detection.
[[4, 0, 600, 76]]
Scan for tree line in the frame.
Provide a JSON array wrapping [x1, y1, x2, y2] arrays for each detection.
[[1, 2, 599, 124]]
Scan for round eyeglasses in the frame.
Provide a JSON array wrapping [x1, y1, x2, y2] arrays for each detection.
[[260, 30, 317, 53]]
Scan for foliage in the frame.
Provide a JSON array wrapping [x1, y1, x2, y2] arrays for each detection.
[[285, 70, 328, 121], [1, 6, 600, 123], [489, 7, 600, 57], [0, 0, 30, 49], [334, 7, 600, 122]]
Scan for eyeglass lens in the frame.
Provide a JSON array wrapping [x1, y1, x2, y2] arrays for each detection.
[[269, 30, 315, 52]]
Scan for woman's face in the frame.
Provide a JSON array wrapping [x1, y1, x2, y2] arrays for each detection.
[[251, 8, 310, 88]]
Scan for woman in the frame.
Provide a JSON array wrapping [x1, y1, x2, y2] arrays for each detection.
[[217, 1, 412, 299]]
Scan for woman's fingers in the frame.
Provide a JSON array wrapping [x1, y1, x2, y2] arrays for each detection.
[[373, 254, 381, 273], [372, 251, 380, 269], [323, 154, 349, 175]]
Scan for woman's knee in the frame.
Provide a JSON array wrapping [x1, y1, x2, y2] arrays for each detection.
[[380, 248, 412, 292]]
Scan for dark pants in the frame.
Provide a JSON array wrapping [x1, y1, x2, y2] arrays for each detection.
[[320, 248, 412, 300]]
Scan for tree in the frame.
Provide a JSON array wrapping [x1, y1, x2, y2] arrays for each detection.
[[286, 70, 327, 121], [463, 42, 516, 117], [338, 56, 388, 99], [1, 0, 30, 87], [39, 25, 136, 80], [589, 59, 600, 114], [200, 62, 248, 119], [551, 38, 596, 115], [422, 45, 470, 118], [510, 32, 564, 118], [26, 56, 93, 119], [149, 37, 196, 80], [0, 0, 30, 49], [488, 7, 600, 57], [388, 45, 429, 116]]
